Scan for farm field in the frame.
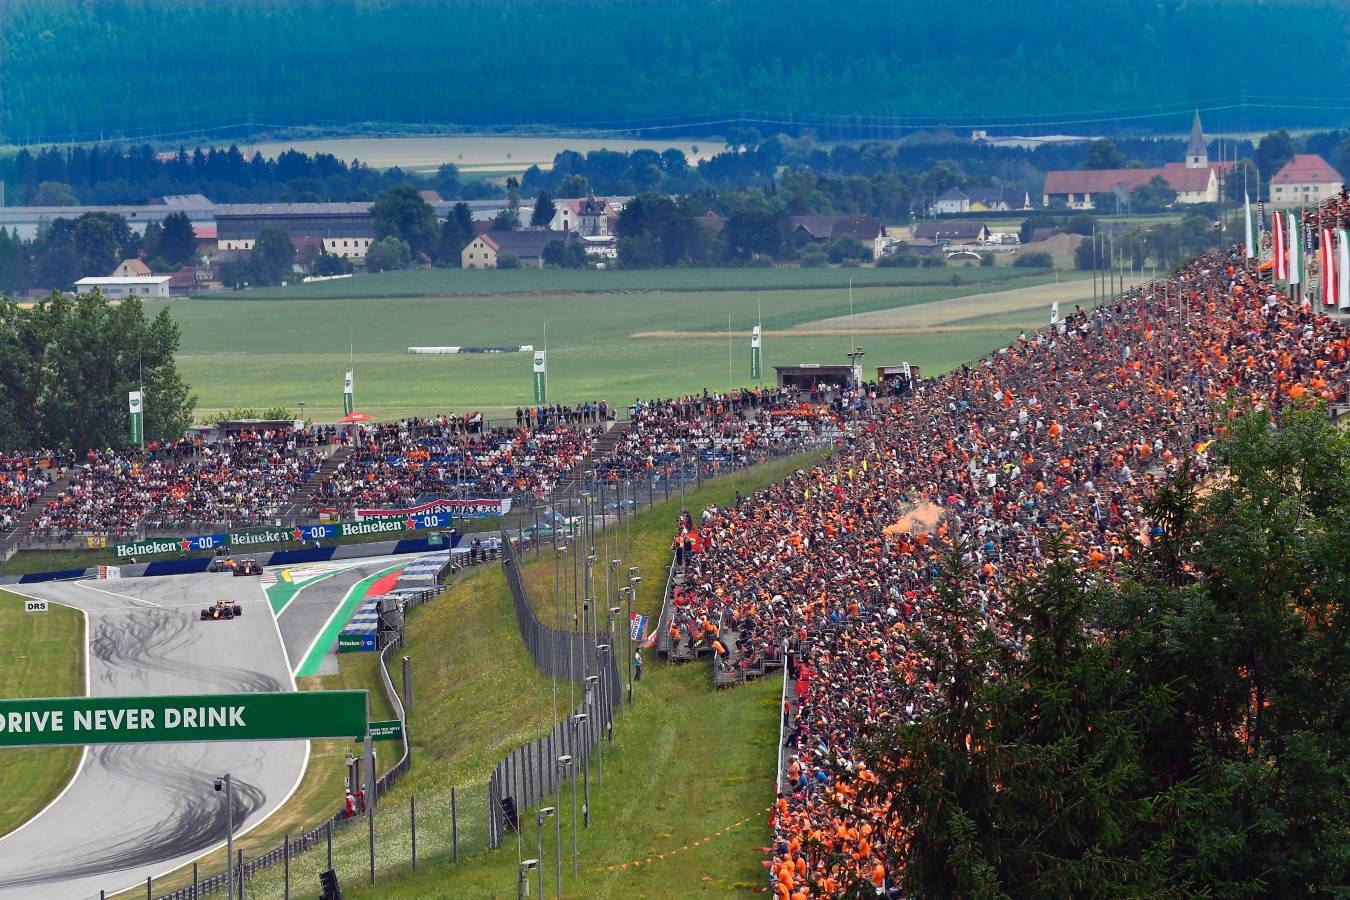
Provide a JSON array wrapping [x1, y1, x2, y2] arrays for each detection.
[[206, 264, 1043, 301], [232, 136, 716, 174], [154, 270, 1070, 421]]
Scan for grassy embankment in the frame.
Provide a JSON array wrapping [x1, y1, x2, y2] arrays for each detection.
[[0, 591, 84, 838], [159, 449, 826, 898]]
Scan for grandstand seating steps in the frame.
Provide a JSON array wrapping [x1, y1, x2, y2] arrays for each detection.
[[557, 419, 630, 495], [0, 466, 77, 562], [284, 443, 351, 523]]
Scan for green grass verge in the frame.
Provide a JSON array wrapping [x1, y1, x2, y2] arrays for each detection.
[[152, 276, 1052, 421], [0, 591, 84, 839], [235, 450, 824, 898]]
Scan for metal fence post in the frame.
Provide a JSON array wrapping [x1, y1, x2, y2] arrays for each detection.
[[326, 819, 332, 871], [411, 795, 417, 871], [402, 655, 412, 717], [193, 862, 198, 900], [451, 785, 459, 863], [146, 876, 151, 899], [237, 849, 244, 898]]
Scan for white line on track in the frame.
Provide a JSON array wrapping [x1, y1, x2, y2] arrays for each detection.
[[74, 581, 160, 607]]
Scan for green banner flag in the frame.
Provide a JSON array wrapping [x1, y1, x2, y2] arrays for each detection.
[[532, 350, 547, 403], [128, 390, 143, 446], [0, 690, 368, 748], [343, 371, 354, 415], [750, 325, 762, 380]]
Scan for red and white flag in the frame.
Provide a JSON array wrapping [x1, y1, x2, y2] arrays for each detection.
[[1273, 211, 1287, 280], [1320, 228, 1337, 307]]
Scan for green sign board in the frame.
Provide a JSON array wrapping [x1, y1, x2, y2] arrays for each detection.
[[369, 719, 404, 742], [0, 690, 368, 748]]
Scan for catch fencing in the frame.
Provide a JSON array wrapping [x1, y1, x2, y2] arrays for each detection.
[[491, 538, 621, 849]]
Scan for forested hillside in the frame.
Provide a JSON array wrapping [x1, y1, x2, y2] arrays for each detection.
[[2, 0, 1348, 144]]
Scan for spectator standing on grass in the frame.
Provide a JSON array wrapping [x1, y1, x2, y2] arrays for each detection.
[[633, 649, 643, 681]]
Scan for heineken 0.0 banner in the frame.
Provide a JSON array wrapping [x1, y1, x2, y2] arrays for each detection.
[[113, 508, 462, 559], [750, 325, 762, 380], [343, 371, 354, 416], [0, 690, 367, 748], [532, 350, 547, 403], [128, 390, 143, 446]]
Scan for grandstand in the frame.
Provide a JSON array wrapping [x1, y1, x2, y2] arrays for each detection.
[[659, 195, 1350, 895]]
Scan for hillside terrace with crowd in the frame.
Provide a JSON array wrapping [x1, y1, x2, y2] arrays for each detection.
[[664, 244, 1350, 897]]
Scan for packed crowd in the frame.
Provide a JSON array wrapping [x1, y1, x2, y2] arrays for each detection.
[[0, 451, 67, 533], [669, 245, 1350, 897], [593, 388, 854, 482], [12, 386, 872, 538], [27, 431, 323, 537], [314, 419, 600, 513]]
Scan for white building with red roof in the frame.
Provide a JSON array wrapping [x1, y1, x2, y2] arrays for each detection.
[[1270, 154, 1344, 206], [1041, 111, 1227, 210]]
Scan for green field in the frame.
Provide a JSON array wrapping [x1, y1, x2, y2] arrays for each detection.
[[0, 592, 84, 839], [235, 135, 716, 175], [210, 265, 1042, 301], [158, 268, 1058, 421]]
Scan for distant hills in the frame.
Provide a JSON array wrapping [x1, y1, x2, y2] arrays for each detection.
[[2, 0, 1349, 145]]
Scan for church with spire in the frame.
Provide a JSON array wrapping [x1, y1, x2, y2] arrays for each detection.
[[1042, 110, 1232, 209]]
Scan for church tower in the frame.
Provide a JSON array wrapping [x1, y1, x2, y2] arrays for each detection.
[[1185, 110, 1208, 169]]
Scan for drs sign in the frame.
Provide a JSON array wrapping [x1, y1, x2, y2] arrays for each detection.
[[25, 600, 48, 613]]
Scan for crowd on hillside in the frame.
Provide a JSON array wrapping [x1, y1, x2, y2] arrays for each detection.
[[667, 245, 1350, 898]]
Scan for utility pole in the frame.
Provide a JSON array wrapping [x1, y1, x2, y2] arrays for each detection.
[[216, 775, 234, 900]]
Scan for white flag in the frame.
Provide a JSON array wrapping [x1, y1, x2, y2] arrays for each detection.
[[1288, 211, 1302, 286], [1340, 230, 1350, 310], [1244, 193, 1255, 259], [1050, 301, 1059, 325]]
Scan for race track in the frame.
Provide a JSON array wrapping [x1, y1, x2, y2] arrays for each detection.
[[0, 555, 416, 900]]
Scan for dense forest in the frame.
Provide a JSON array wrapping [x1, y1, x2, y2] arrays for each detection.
[[2, 0, 1349, 144]]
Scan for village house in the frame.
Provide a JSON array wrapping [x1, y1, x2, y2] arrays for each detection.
[[1270, 154, 1344, 205], [461, 230, 556, 268], [910, 221, 990, 246], [789, 215, 888, 259]]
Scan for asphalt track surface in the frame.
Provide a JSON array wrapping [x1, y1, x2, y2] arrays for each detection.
[[0, 556, 409, 900]]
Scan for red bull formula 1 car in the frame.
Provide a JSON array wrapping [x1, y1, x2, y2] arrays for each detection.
[[201, 599, 244, 620], [231, 558, 263, 576]]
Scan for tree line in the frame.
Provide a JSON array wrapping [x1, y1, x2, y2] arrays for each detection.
[[850, 407, 1350, 897], [0, 143, 501, 206], [7, 122, 1349, 224], [2, 0, 1348, 143], [0, 293, 196, 451]]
